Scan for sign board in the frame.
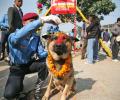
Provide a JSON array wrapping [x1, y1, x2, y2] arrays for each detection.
[[51, 0, 76, 14]]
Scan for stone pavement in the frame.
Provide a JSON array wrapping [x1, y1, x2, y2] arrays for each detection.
[[0, 53, 120, 100]]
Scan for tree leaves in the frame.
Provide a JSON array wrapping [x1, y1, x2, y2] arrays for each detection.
[[77, 0, 116, 21], [78, 0, 116, 16]]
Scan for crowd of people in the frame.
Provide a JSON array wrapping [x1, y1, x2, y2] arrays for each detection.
[[80, 15, 120, 64], [0, 0, 120, 99]]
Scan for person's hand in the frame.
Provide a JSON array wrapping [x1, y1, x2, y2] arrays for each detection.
[[40, 15, 62, 24]]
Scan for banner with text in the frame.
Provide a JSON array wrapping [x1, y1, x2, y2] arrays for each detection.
[[51, 0, 76, 14]]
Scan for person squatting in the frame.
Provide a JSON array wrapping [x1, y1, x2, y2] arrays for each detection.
[[4, 13, 62, 100]]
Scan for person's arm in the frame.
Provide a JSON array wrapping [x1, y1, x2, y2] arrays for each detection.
[[98, 27, 102, 39], [111, 24, 118, 36], [0, 14, 9, 29], [86, 23, 95, 33], [0, 15, 4, 29], [8, 7, 14, 30], [9, 20, 42, 45], [9, 15, 61, 45], [37, 40, 48, 59]]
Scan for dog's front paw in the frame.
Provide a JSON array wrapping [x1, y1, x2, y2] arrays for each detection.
[[61, 94, 66, 100], [42, 96, 49, 100]]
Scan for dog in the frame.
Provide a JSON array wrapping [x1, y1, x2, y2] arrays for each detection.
[[42, 32, 78, 100]]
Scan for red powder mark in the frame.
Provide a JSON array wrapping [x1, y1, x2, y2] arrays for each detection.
[[56, 36, 63, 45]]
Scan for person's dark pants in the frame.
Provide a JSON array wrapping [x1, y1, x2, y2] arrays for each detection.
[[0, 30, 9, 57], [4, 60, 48, 99], [112, 41, 120, 59], [80, 38, 87, 59], [111, 36, 120, 59]]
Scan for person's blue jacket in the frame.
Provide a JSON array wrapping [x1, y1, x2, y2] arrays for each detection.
[[0, 14, 9, 30], [8, 20, 48, 65]]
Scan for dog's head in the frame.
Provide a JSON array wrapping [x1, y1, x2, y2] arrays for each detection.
[[42, 32, 78, 61]]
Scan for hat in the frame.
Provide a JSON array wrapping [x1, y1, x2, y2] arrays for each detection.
[[22, 13, 38, 21]]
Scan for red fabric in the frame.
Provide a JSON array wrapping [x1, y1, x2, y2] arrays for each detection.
[[22, 13, 38, 21]]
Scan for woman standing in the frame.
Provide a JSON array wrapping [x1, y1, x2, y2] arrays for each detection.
[[86, 15, 101, 64]]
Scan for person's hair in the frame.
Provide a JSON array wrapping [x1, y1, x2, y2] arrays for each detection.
[[89, 15, 100, 25], [89, 15, 96, 19], [117, 17, 120, 22], [105, 29, 108, 32]]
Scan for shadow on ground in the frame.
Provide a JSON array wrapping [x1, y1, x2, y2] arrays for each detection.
[[23, 77, 96, 100], [66, 78, 96, 99], [76, 78, 96, 93]]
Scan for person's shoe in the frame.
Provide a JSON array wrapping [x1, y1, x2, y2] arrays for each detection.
[[112, 59, 119, 62], [94, 59, 99, 62], [0, 53, 4, 61], [84, 61, 93, 65], [16, 93, 27, 100], [4, 57, 10, 62], [34, 79, 45, 100]]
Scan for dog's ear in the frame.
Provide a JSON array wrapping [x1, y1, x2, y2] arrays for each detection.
[[42, 35, 51, 40], [70, 36, 79, 42]]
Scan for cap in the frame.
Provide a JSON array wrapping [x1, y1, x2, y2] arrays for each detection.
[[22, 12, 38, 21]]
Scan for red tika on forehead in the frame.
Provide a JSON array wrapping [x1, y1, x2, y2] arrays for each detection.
[[56, 35, 64, 45], [55, 32, 68, 45]]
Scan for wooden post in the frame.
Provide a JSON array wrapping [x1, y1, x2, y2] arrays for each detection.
[[74, 14, 77, 53]]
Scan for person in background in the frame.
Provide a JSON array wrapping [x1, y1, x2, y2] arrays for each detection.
[[4, 13, 61, 100], [8, 0, 23, 33], [111, 17, 120, 62], [103, 29, 110, 43], [103, 29, 111, 48], [5, 0, 23, 61], [86, 15, 101, 64], [100, 29, 105, 39], [0, 14, 9, 60], [80, 21, 88, 59]]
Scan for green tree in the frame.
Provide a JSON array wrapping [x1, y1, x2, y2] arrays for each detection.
[[78, 0, 116, 16]]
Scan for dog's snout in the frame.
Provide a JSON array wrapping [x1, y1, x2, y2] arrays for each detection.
[[55, 44, 63, 48], [54, 43, 67, 55], [54, 43, 66, 49]]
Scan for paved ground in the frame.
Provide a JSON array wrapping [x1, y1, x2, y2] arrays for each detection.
[[0, 52, 120, 100]]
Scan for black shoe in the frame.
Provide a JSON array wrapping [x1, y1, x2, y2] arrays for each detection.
[[34, 79, 45, 100]]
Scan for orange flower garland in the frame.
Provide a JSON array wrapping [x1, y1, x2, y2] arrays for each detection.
[[47, 53, 71, 78]]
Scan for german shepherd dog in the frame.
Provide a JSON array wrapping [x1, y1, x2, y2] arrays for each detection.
[[42, 32, 78, 100]]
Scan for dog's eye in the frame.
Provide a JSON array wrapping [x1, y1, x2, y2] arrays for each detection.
[[51, 36, 57, 40]]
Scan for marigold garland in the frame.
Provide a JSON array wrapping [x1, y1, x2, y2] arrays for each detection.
[[47, 52, 71, 78]]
